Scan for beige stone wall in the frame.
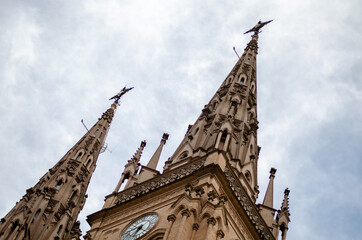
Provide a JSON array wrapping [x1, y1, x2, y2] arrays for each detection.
[[87, 172, 258, 240]]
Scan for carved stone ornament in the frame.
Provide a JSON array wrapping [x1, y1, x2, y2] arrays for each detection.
[[224, 166, 272, 240], [115, 159, 206, 206], [192, 223, 199, 231], [101, 108, 114, 123], [194, 186, 205, 198], [217, 229, 225, 238], [231, 63, 241, 75], [244, 39, 258, 54], [207, 190, 218, 202]]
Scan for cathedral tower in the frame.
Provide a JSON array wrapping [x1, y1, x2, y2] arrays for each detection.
[[86, 23, 291, 240], [0, 89, 131, 240]]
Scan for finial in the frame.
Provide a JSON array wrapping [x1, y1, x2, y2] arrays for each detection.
[[109, 86, 134, 105], [269, 167, 277, 178], [161, 133, 169, 142], [284, 188, 290, 196], [244, 20, 273, 35]]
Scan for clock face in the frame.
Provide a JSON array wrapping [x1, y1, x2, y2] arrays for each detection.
[[121, 213, 158, 240]]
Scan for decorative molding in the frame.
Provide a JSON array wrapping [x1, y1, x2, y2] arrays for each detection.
[[115, 159, 206, 206], [224, 166, 273, 240]]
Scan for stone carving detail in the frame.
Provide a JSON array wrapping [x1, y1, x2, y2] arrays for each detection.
[[85, 136, 95, 151], [231, 63, 241, 75], [101, 108, 114, 123], [207, 190, 218, 202], [185, 183, 193, 197], [194, 186, 205, 198], [115, 160, 206, 206], [242, 64, 251, 73], [224, 166, 272, 240], [244, 39, 258, 53]]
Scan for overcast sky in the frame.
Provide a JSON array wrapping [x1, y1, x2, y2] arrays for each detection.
[[1, 0, 361, 239]]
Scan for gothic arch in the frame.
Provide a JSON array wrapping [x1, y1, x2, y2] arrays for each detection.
[[238, 74, 247, 84], [74, 149, 85, 161]]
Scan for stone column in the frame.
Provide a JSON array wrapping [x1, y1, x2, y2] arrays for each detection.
[[205, 217, 216, 240], [163, 214, 176, 240], [190, 223, 199, 240], [175, 209, 191, 240], [216, 229, 225, 240]]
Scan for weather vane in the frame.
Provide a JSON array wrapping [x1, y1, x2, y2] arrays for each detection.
[[244, 20, 273, 35], [109, 86, 134, 105]]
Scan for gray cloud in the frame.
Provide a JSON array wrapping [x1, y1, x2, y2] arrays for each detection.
[[0, 0, 361, 239]]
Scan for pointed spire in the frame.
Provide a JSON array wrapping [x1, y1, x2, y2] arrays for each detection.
[[163, 33, 263, 201], [0, 93, 124, 240], [146, 133, 169, 169], [130, 140, 147, 164], [276, 188, 291, 240], [113, 141, 147, 193], [280, 188, 290, 214], [262, 168, 277, 208]]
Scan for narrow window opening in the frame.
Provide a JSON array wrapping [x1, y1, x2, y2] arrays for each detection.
[[68, 191, 77, 203], [194, 127, 199, 134], [280, 224, 286, 239], [99, 132, 103, 139], [247, 58, 251, 63], [34, 209, 41, 218], [94, 129, 99, 136], [85, 159, 92, 168], [75, 152, 82, 161], [57, 225, 63, 234], [240, 77, 245, 84], [220, 130, 228, 143], [56, 179, 63, 190], [120, 173, 130, 191]]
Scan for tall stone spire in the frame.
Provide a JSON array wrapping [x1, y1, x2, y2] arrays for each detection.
[[163, 33, 261, 201], [0, 92, 128, 240], [262, 168, 277, 207], [258, 168, 277, 230]]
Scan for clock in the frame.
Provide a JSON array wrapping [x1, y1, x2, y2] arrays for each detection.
[[121, 213, 158, 240]]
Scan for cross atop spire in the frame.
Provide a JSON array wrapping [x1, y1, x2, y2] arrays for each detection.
[[109, 86, 134, 105], [244, 20, 273, 35]]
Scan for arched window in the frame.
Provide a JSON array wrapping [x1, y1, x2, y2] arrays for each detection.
[[251, 84, 255, 93], [85, 159, 92, 168], [94, 129, 99, 136], [34, 209, 41, 218], [99, 132, 103, 138], [75, 152, 82, 161], [56, 179, 63, 190], [68, 191, 77, 203], [220, 130, 228, 143], [120, 172, 130, 191]]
